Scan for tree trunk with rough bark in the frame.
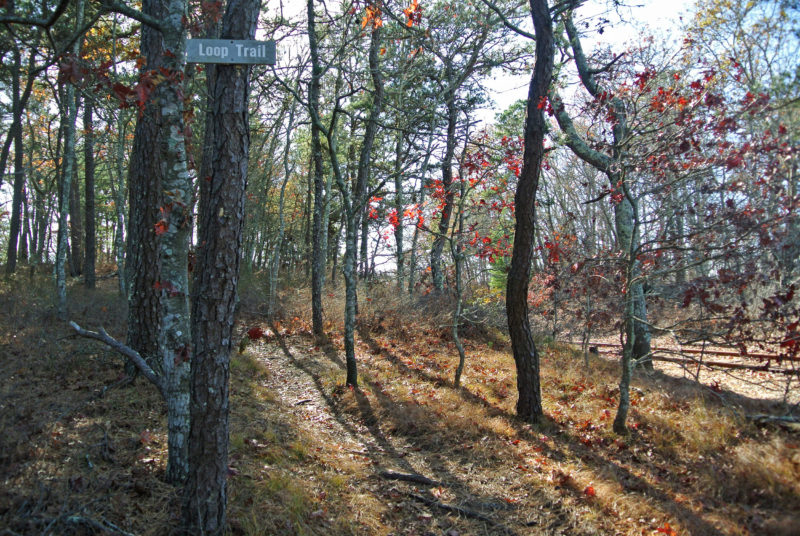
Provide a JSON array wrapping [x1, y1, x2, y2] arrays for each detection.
[[183, 0, 258, 530], [125, 0, 168, 373], [430, 97, 457, 292], [506, 0, 554, 424]]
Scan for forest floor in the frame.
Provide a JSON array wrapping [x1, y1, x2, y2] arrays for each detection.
[[1, 273, 799, 536]]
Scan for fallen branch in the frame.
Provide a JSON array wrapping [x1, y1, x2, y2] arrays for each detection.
[[69, 322, 164, 398], [747, 414, 800, 425], [379, 470, 441, 487], [65, 514, 136, 536], [407, 492, 517, 535]]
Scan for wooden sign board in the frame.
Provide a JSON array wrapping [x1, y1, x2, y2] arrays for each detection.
[[186, 39, 276, 65]]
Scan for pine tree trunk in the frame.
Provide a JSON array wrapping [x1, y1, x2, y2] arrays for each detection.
[[184, 0, 258, 529], [125, 0, 168, 371], [506, 0, 553, 424]]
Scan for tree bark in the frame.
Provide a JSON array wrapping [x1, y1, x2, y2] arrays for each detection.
[[184, 0, 258, 531], [393, 133, 405, 290], [562, 14, 652, 369], [154, 0, 192, 484], [506, 0, 553, 424], [55, 0, 84, 317], [125, 0, 168, 371], [5, 42, 24, 274], [84, 98, 96, 288], [308, 0, 326, 337], [430, 97, 457, 292], [69, 93, 84, 278]]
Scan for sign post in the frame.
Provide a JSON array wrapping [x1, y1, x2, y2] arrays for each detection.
[[186, 39, 276, 65]]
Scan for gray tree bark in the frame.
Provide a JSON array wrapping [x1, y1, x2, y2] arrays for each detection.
[[55, 0, 84, 318], [308, 0, 326, 336], [83, 98, 96, 288]]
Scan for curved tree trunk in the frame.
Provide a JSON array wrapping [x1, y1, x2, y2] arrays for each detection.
[[506, 0, 554, 424]]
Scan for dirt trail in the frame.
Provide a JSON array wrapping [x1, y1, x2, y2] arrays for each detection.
[[241, 330, 594, 536]]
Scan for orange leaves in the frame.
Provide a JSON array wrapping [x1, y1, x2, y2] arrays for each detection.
[[403, 0, 422, 27], [154, 220, 168, 236], [361, 1, 420, 30], [361, 4, 383, 30], [655, 523, 678, 535]]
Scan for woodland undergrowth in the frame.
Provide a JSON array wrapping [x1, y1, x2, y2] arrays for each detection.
[[0, 271, 798, 535]]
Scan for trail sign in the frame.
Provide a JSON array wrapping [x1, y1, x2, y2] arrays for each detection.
[[186, 39, 276, 65]]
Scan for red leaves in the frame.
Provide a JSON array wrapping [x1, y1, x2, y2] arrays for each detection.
[[58, 56, 85, 85], [385, 209, 398, 229], [139, 429, 154, 445], [201, 0, 223, 23], [247, 327, 266, 340], [634, 67, 656, 90], [583, 485, 596, 497], [154, 220, 168, 236], [655, 523, 678, 535]]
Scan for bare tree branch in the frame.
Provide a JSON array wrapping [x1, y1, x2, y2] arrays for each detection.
[[69, 321, 165, 397], [0, 0, 71, 27], [99, 0, 167, 33], [479, 0, 535, 40]]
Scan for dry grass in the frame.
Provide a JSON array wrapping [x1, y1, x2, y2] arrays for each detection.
[[1, 275, 798, 535]]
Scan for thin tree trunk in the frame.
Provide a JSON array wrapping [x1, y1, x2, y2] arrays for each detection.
[[506, 0, 554, 424], [430, 97, 457, 292], [111, 112, 128, 295], [20, 184, 30, 263], [393, 133, 405, 290], [5, 44, 24, 274], [269, 100, 297, 316], [308, 0, 326, 336], [84, 99, 96, 288], [56, 0, 84, 317]]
